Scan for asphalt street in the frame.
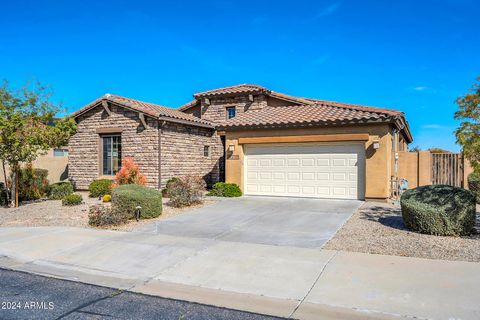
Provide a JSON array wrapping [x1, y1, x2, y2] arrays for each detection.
[[0, 268, 286, 320]]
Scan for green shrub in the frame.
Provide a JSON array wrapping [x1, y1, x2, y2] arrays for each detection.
[[468, 171, 480, 204], [102, 194, 111, 202], [207, 182, 242, 197], [162, 177, 180, 197], [400, 185, 476, 236], [111, 184, 162, 219], [88, 179, 113, 198], [13, 165, 49, 201], [88, 204, 128, 226], [168, 176, 206, 207], [0, 182, 8, 207], [62, 193, 83, 206], [48, 181, 74, 200]]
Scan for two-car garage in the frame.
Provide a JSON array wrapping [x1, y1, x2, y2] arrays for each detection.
[[243, 143, 365, 200]]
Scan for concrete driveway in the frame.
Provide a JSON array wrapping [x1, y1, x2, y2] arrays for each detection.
[[139, 196, 362, 248]]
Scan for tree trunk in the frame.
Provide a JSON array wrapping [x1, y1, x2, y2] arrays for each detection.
[[1, 160, 6, 186], [10, 165, 18, 208]]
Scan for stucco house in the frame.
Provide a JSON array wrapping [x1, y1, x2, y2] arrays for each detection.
[[68, 84, 412, 201]]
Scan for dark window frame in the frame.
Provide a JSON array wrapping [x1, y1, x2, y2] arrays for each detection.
[[101, 134, 122, 176], [226, 107, 236, 119], [204, 145, 210, 157]]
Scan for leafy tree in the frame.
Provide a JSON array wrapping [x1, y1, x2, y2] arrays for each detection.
[[0, 80, 76, 207], [455, 77, 480, 172], [409, 145, 422, 152]]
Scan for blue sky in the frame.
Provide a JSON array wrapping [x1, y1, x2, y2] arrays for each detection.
[[1, 0, 479, 151]]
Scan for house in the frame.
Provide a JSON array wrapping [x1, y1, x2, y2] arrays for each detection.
[[69, 84, 412, 201]]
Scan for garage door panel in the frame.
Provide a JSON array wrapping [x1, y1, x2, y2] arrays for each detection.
[[244, 143, 365, 200]]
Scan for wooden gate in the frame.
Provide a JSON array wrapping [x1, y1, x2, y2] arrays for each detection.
[[431, 153, 463, 187]]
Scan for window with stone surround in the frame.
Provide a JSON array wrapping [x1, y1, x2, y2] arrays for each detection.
[[102, 135, 122, 175], [204, 145, 210, 157], [226, 107, 236, 119]]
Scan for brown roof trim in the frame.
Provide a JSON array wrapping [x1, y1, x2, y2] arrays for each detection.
[[178, 99, 199, 112], [238, 133, 370, 145], [71, 95, 214, 129]]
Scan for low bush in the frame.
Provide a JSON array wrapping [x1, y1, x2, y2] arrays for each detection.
[[162, 177, 180, 197], [0, 182, 8, 207], [62, 193, 83, 206], [48, 181, 74, 200], [400, 185, 476, 236], [207, 182, 242, 197], [168, 176, 206, 207], [88, 204, 128, 227], [113, 157, 147, 187], [468, 171, 480, 203], [14, 165, 49, 201], [88, 179, 113, 198], [102, 194, 111, 202], [111, 184, 162, 219]]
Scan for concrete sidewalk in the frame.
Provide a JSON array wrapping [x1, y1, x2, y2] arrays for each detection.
[[0, 227, 479, 320]]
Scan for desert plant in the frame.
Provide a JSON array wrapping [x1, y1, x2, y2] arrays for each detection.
[[207, 182, 242, 197], [48, 181, 74, 200], [112, 157, 147, 187], [13, 164, 49, 202], [88, 179, 113, 198], [62, 193, 83, 206], [88, 204, 129, 227], [168, 176, 206, 207], [468, 171, 480, 203], [161, 177, 180, 197], [111, 184, 162, 219], [400, 185, 476, 236], [102, 194, 111, 202]]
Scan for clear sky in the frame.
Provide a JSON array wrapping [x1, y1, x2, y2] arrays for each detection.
[[1, 0, 479, 151]]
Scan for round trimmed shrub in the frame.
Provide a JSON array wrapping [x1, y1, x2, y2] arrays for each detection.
[[62, 193, 83, 206], [168, 176, 206, 208], [49, 181, 74, 200], [88, 179, 113, 198], [468, 171, 480, 203], [207, 182, 242, 197], [111, 184, 162, 219], [400, 185, 476, 236]]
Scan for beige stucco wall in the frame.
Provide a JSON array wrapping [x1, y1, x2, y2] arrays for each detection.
[[0, 149, 68, 185], [224, 123, 393, 200], [396, 151, 432, 188]]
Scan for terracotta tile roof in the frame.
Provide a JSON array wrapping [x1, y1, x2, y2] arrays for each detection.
[[71, 94, 213, 127], [178, 99, 199, 111], [218, 103, 402, 129], [193, 84, 270, 98]]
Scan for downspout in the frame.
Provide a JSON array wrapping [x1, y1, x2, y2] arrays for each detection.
[[158, 120, 162, 190]]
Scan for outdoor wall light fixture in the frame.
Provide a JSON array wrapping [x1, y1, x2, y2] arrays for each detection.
[[228, 144, 235, 152], [373, 141, 380, 149]]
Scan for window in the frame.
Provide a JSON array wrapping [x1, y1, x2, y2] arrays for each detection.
[[102, 135, 122, 175], [53, 148, 68, 157], [226, 107, 236, 119], [204, 146, 210, 157]]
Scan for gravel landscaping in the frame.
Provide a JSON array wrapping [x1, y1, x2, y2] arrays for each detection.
[[0, 192, 214, 230], [324, 202, 480, 262]]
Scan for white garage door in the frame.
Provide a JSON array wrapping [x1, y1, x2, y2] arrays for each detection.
[[244, 143, 365, 200]]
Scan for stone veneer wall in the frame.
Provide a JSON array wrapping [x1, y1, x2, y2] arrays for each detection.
[[160, 122, 223, 187], [68, 105, 160, 190], [200, 95, 267, 123]]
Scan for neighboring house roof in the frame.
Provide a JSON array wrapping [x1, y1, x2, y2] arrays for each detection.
[[71, 94, 214, 128]]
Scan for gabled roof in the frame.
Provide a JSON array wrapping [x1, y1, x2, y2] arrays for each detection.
[[71, 94, 214, 128]]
